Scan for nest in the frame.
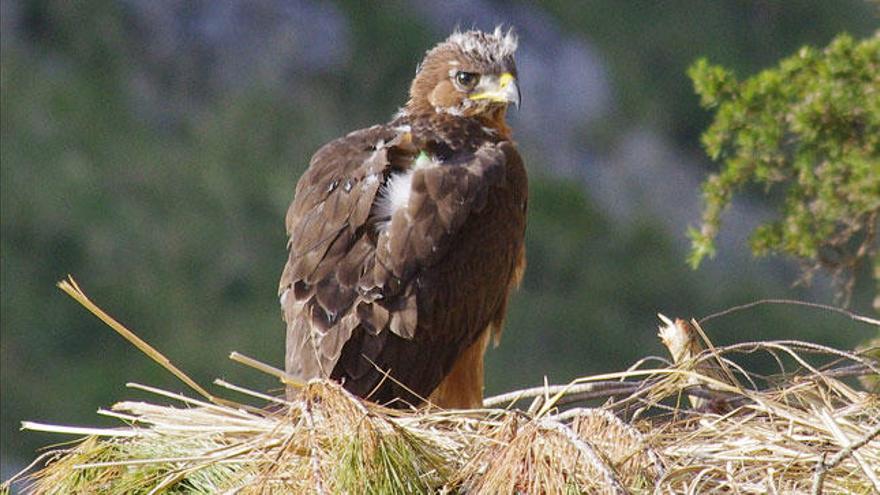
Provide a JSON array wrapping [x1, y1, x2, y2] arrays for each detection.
[[2, 279, 879, 494]]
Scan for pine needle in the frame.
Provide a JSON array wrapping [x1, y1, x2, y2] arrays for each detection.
[[56, 275, 230, 407]]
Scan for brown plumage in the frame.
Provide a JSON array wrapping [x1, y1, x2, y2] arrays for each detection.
[[279, 28, 527, 408]]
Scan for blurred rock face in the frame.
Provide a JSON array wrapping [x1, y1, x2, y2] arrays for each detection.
[[123, 0, 350, 89], [118, 0, 351, 122]]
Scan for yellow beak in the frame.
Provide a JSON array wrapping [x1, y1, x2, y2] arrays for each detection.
[[468, 72, 521, 108]]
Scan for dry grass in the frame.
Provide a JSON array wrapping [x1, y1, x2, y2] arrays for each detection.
[[2, 278, 878, 494]]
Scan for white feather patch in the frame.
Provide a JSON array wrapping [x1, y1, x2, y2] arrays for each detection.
[[375, 171, 413, 221], [363, 173, 379, 186], [374, 153, 440, 231]]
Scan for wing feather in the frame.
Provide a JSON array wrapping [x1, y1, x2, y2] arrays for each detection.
[[280, 125, 406, 384]]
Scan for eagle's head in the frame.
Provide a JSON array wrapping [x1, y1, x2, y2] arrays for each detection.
[[405, 27, 520, 125]]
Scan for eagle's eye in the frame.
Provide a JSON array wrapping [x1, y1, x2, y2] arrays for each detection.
[[454, 71, 479, 90]]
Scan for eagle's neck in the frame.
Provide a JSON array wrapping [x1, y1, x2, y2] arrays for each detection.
[[478, 106, 512, 140], [392, 110, 507, 156]]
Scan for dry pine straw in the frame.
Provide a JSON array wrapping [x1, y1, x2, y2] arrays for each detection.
[[3, 280, 879, 494], [5, 336, 878, 494]]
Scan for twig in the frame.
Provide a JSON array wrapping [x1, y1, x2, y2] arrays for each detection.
[[124, 383, 251, 418], [679, 386, 752, 409], [551, 385, 646, 407], [300, 399, 326, 495], [563, 407, 665, 482], [699, 298, 880, 327], [228, 352, 305, 389], [538, 418, 628, 494], [57, 276, 227, 406], [0, 450, 64, 490], [820, 410, 880, 491], [483, 380, 643, 408], [811, 421, 880, 494], [705, 339, 880, 377], [819, 363, 880, 379], [213, 379, 291, 405], [21, 421, 140, 438]]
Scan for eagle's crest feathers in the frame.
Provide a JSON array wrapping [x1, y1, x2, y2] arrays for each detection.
[[446, 26, 518, 63]]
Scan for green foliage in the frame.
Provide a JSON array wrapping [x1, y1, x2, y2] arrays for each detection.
[[688, 32, 880, 302]]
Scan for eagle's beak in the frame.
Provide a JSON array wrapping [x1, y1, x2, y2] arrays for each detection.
[[469, 72, 520, 109]]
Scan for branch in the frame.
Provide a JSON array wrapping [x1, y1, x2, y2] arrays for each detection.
[[699, 299, 880, 327], [811, 422, 880, 494], [483, 380, 643, 408]]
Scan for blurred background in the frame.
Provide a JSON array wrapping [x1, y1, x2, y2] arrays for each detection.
[[2, 0, 877, 479]]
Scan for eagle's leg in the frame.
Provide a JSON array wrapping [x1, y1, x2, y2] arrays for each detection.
[[428, 327, 492, 409]]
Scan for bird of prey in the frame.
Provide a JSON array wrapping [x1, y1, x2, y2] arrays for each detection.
[[279, 28, 526, 409]]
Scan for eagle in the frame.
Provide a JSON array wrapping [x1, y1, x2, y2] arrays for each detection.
[[279, 28, 527, 409]]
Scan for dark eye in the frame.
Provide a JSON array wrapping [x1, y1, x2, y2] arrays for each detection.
[[455, 71, 478, 89]]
